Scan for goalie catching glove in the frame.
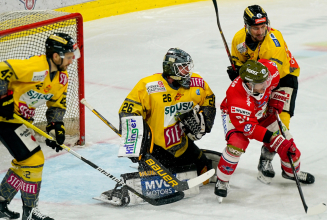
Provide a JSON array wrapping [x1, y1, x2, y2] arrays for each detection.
[[178, 105, 206, 141], [45, 122, 65, 152]]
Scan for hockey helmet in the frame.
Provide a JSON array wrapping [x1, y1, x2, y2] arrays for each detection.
[[244, 5, 268, 26], [45, 33, 80, 60], [239, 60, 271, 98], [163, 48, 194, 88]]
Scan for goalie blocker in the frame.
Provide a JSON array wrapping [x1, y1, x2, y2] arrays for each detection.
[[93, 150, 221, 206]]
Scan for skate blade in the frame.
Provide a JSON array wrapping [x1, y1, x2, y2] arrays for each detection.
[[217, 196, 224, 204], [93, 195, 122, 206], [257, 171, 272, 184]]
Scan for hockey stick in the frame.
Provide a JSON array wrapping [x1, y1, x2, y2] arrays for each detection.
[[13, 114, 184, 206], [212, 0, 236, 71], [275, 111, 326, 215], [81, 98, 215, 191]]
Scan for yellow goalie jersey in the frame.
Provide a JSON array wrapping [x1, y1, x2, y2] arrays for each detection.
[[119, 73, 216, 157], [0, 55, 68, 123], [231, 27, 300, 78]]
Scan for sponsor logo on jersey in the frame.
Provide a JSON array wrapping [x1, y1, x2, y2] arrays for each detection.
[[196, 89, 200, 95], [19, 0, 37, 10], [255, 101, 267, 108], [164, 102, 193, 116], [59, 72, 68, 86], [164, 123, 183, 148], [44, 85, 52, 93], [19, 103, 35, 118], [32, 70, 47, 82], [222, 114, 228, 135], [146, 81, 167, 94], [141, 174, 175, 198], [244, 123, 252, 132], [21, 90, 54, 109], [231, 77, 240, 87], [237, 42, 247, 54], [270, 33, 281, 47], [174, 93, 184, 101], [231, 106, 251, 116], [7, 173, 37, 194], [255, 17, 266, 24], [246, 94, 251, 106], [190, 77, 204, 88]]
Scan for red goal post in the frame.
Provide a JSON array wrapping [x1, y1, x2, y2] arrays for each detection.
[[0, 10, 85, 146]]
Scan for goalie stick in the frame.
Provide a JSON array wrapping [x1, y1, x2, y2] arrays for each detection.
[[212, 0, 236, 71], [81, 98, 215, 192], [275, 111, 326, 215], [13, 114, 184, 206]]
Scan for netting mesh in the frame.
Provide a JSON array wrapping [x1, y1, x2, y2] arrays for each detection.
[[0, 10, 83, 145]]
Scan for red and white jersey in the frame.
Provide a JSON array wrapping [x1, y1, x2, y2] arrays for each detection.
[[220, 59, 280, 142]]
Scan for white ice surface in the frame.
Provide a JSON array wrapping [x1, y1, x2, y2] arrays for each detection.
[[1, 0, 327, 219]]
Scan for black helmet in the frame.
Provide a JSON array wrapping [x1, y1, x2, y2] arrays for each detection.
[[243, 5, 268, 26], [163, 48, 194, 88], [45, 33, 80, 59]]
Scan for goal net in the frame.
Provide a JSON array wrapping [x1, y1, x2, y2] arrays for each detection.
[[0, 10, 85, 146]]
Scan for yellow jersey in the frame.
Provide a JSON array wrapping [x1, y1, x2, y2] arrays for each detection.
[[231, 27, 300, 78], [0, 55, 68, 123], [119, 73, 216, 157]]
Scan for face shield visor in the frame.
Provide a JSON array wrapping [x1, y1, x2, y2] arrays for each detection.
[[245, 73, 272, 100], [59, 44, 81, 60]]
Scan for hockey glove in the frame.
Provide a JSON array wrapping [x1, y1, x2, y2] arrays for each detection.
[[178, 105, 206, 141], [265, 135, 301, 162], [45, 122, 65, 152], [0, 94, 14, 120], [227, 66, 239, 81], [268, 91, 287, 114]]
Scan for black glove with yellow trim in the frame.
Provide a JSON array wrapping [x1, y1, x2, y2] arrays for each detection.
[[46, 122, 65, 152], [0, 94, 14, 120]]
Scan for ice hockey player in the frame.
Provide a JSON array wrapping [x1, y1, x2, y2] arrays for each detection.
[[96, 48, 218, 206], [0, 33, 80, 219], [226, 5, 300, 184], [215, 59, 314, 202]]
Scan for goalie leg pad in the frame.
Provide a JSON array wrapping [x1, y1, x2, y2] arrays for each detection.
[[202, 149, 221, 183], [94, 165, 199, 206]]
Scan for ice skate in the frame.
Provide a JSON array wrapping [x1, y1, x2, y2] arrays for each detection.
[[0, 201, 20, 219], [282, 170, 315, 184], [257, 156, 275, 184], [22, 206, 54, 220], [93, 183, 130, 206], [214, 179, 229, 204]]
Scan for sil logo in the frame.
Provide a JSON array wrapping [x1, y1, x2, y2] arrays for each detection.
[[19, 0, 37, 10]]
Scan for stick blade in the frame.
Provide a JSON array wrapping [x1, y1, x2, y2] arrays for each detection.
[[187, 169, 215, 189], [307, 203, 327, 215], [149, 191, 185, 206]]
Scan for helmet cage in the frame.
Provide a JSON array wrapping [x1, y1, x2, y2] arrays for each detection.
[[163, 48, 194, 88]]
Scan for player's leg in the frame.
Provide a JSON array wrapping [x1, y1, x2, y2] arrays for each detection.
[[0, 122, 54, 220], [262, 115, 314, 184], [215, 130, 249, 199]]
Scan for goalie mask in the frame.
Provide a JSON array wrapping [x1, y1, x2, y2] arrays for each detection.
[[163, 48, 194, 89], [45, 33, 81, 60], [239, 60, 271, 100], [243, 5, 270, 39]]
